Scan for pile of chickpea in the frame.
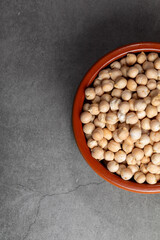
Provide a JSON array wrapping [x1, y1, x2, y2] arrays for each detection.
[[80, 52, 160, 184]]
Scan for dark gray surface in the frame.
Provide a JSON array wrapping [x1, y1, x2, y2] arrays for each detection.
[[1, 0, 160, 239]]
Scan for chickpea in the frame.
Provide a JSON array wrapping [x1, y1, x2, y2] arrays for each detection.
[[125, 136, 135, 145], [150, 119, 160, 131], [110, 97, 121, 111], [118, 122, 130, 130], [141, 156, 150, 164], [121, 90, 132, 101], [147, 162, 160, 174], [157, 81, 160, 90], [107, 140, 121, 152], [134, 64, 144, 74], [141, 118, 151, 130], [115, 150, 126, 163], [127, 79, 137, 91], [119, 102, 130, 114], [155, 174, 160, 181], [143, 61, 154, 70], [153, 142, 160, 153], [129, 99, 136, 111], [114, 77, 127, 89], [137, 52, 147, 64], [151, 92, 160, 107], [132, 148, 144, 161], [126, 154, 136, 165], [93, 78, 101, 87], [135, 140, 145, 149], [83, 123, 95, 135], [117, 127, 129, 140], [94, 118, 105, 128], [91, 115, 95, 122], [92, 128, 104, 141], [91, 146, 104, 160], [134, 99, 147, 112], [144, 144, 153, 157], [85, 88, 96, 100], [122, 142, 134, 154], [85, 133, 92, 139], [99, 100, 110, 113], [128, 165, 139, 174], [103, 128, 112, 140], [106, 123, 118, 132], [83, 103, 90, 111], [137, 86, 149, 98], [134, 171, 146, 183], [146, 173, 157, 184], [116, 164, 126, 175], [107, 161, 119, 172], [136, 74, 148, 85], [104, 151, 114, 161], [156, 113, 160, 122], [98, 69, 110, 80], [100, 93, 111, 102], [111, 89, 122, 98], [151, 153, 160, 165], [154, 58, 160, 69], [95, 85, 104, 96], [117, 111, 125, 123], [150, 131, 160, 142], [110, 61, 121, 69], [88, 103, 99, 115], [132, 93, 138, 100], [92, 96, 101, 103], [145, 68, 158, 80], [121, 65, 129, 77], [109, 69, 122, 81], [139, 134, 150, 146], [98, 113, 106, 123], [144, 96, 151, 105], [137, 111, 146, 119], [127, 67, 139, 78], [126, 112, 138, 125], [121, 168, 133, 180], [120, 58, 126, 66], [87, 138, 98, 148], [113, 130, 123, 143], [157, 70, 160, 80], [105, 112, 118, 124], [147, 79, 157, 90], [126, 53, 137, 65], [80, 112, 92, 124], [146, 104, 158, 118], [102, 79, 114, 92], [147, 52, 158, 62], [157, 105, 160, 112], [98, 138, 108, 149]]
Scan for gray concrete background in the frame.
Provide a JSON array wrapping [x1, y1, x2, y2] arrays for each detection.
[[1, 0, 160, 239]]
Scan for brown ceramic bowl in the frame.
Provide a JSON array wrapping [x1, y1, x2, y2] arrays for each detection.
[[72, 42, 160, 194]]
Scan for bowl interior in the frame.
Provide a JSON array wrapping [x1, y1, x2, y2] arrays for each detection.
[[72, 42, 160, 193]]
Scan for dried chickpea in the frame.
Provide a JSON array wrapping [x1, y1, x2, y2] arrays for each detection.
[[146, 173, 157, 184], [143, 61, 154, 70], [141, 156, 150, 164], [153, 142, 160, 153], [95, 85, 104, 96], [85, 88, 96, 100], [117, 127, 129, 140], [144, 144, 153, 157], [83, 123, 95, 134], [135, 74, 148, 85], [145, 68, 158, 79], [102, 79, 114, 92], [151, 153, 160, 165], [134, 99, 147, 111], [103, 128, 112, 140], [112, 130, 123, 143], [110, 97, 121, 111], [126, 154, 136, 165], [99, 101, 110, 113], [117, 111, 125, 123], [127, 67, 139, 78], [126, 53, 137, 65], [115, 150, 126, 163], [132, 148, 144, 161], [91, 147, 104, 160], [147, 162, 160, 174], [92, 96, 101, 103], [154, 58, 160, 69], [93, 78, 101, 87], [85, 133, 92, 139], [80, 112, 92, 124], [88, 103, 99, 115], [137, 86, 149, 98], [129, 99, 136, 111], [134, 64, 144, 74], [121, 168, 133, 180], [109, 69, 122, 81], [137, 111, 146, 119], [156, 113, 160, 122], [98, 138, 108, 149], [94, 118, 105, 128], [138, 134, 150, 146], [111, 89, 122, 98], [98, 69, 110, 80], [87, 138, 98, 148], [98, 113, 106, 124], [100, 93, 111, 102], [126, 112, 138, 125], [119, 102, 130, 114], [150, 131, 160, 142], [83, 103, 90, 111], [121, 65, 129, 77], [147, 79, 157, 90], [151, 92, 160, 106], [114, 77, 127, 89], [144, 96, 151, 105], [107, 161, 119, 172], [105, 112, 118, 124], [146, 104, 158, 118], [104, 151, 114, 161], [122, 142, 134, 154], [125, 136, 135, 145], [107, 140, 121, 152], [134, 171, 146, 183], [141, 118, 151, 130], [137, 52, 147, 64], [106, 123, 117, 132], [155, 174, 160, 181], [116, 164, 126, 175], [128, 165, 139, 174], [110, 61, 121, 69], [127, 79, 137, 91], [150, 119, 160, 131], [120, 58, 126, 66], [92, 128, 104, 141], [147, 52, 158, 62], [121, 90, 132, 101]]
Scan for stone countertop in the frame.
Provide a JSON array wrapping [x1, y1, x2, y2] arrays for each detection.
[[1, 0, 160, 239]]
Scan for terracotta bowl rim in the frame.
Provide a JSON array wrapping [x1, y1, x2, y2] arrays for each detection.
[[72, 42, 160, 194]]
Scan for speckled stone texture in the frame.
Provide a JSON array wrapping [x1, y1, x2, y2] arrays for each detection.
[[1, 0, 160, 239]]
